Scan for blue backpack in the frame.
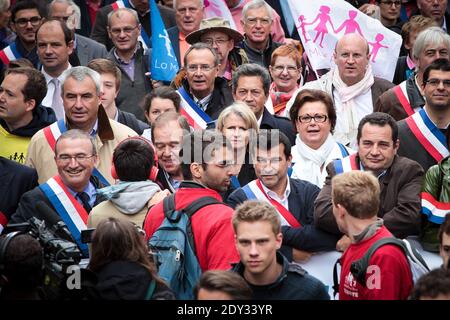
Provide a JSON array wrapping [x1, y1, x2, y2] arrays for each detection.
[[148, 194, 221, 300]]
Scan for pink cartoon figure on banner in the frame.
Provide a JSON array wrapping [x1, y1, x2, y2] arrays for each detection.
[[308, 5, 336, 48], [334, 10, 364, 36], [298, 15, 310, 42], [368, 33, 389, 62]]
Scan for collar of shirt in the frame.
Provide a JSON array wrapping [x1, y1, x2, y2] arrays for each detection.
[[42, 64, 72, 84], [260, 176, 291, 208], [257, 111, 263, 126], [113, 109, 119, 122], [113, 44, 139, 64], [406, 54, 415, 70], [359, 160, 387, 179], [442, 15, 447, 32], [168, 176, 181, 189], [193, 93, 212, 111], [67, 181, 97, 207], [222, 61, 232, 81]]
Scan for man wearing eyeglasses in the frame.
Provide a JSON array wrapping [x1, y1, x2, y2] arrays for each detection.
[[91, 0, 176, 51], [48, 0, 107, 67], [0, 0, 44, 73], [11, 129, 108, 257], [185, 17, 248, 83], [227, 130, 339, 263], [173, 42, 234, 126], [376, 27, 450, 121], [397, 58, 450, 170], [239, 0, 281, 69], [106, 8, 151, 122]]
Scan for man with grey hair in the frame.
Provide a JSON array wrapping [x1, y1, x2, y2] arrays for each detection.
[[376, 27, 450, 120], [416, 0, 449, 33], [172, 42, 234, 125], [12, 129, 109, 257], [238, 0, 281, 69], [106, 7, 150, 121], [232, 63, 296, 145], [25, 66, 137, 184], [48, 0, 107, 67], [91, 0, 176, 51], [166, 0, 204, 68], [286, 33, 394, 148]]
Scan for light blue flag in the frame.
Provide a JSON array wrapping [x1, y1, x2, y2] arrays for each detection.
[[150, 0, 179, 81]]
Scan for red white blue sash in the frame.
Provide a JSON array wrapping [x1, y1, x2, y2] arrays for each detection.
[[111, 0, 150, 50], [39, 175, 89, 255], [405, 109, 449, 162], [0, 211, 7, 234], [332, 153, 360, 175], [177, 86, 212, 130], [421, 192, 450, 224], [393, 81, 415, 117], [43, 120, 110, 186], [242, 179, 301, 228], [0, 42, 22, 65]]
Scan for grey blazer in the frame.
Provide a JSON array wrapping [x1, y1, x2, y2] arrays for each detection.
[[76, 35, 108, 66]]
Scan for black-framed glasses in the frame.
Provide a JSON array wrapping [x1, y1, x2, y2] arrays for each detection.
[[109, 25, 139, 36], [14, 16, 41, 28], [297, 114, 328, 123], [425, 78, 450, 88], [380, 1, 401, 6], [56, 154, 96, 164]]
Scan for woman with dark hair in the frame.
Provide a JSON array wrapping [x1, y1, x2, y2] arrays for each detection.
[[88, 217, 175, 300], [289, 89, 354, 188], [141, 86, 181, 141]]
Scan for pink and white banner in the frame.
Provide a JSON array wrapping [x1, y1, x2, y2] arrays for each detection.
[[204, 0, 237, 29], [288, 0, 402, 81]]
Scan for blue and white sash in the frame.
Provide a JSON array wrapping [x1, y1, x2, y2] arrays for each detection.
[[111, 0, 150, 50], [177, 87, 212, 130], [405, 109, 449, 162], [39, 175, 89, 256], [333, 153, 360, 175], [43, 120, 110, 186]]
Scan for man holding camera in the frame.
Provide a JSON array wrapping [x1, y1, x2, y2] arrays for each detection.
[[10, 129, 107, 257]]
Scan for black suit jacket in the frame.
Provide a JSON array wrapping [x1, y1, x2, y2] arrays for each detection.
[[0, 157, 38, 223], [10, 176, 105, 224], [260, 108, 296, 146], [226, 178, 339, 260], [91, 2, 176, 51]]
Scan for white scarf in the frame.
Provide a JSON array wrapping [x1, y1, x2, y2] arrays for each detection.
[[291, 133, 336, 187], [332, 64, 374, 146]]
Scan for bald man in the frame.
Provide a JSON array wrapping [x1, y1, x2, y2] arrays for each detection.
[[287, 33, 394, 148]]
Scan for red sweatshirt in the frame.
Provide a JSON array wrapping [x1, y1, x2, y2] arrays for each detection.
[[143, 185, 240, 271], [339, 226, 413, 300]]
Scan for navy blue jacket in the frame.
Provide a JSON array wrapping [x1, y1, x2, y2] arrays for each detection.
[[226, 178, 339, 260]]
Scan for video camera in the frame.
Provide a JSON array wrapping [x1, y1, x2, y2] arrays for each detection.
[[3, 201, 83, 299]]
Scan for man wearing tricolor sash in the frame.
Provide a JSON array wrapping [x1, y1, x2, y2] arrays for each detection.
[[376, 27, 450, 121], [25, 66, 137, 184], [227, 130, 339, 262], [315, 113, 424, 252], [398, 58, 450, 171], [91, 0, 176, 51], [172, 43, 233, 129], [11, 130, 108, 257], [0, 1, 43, 73]]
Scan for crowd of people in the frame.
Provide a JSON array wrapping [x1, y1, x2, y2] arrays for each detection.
[[0, 0, 449, 301]]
